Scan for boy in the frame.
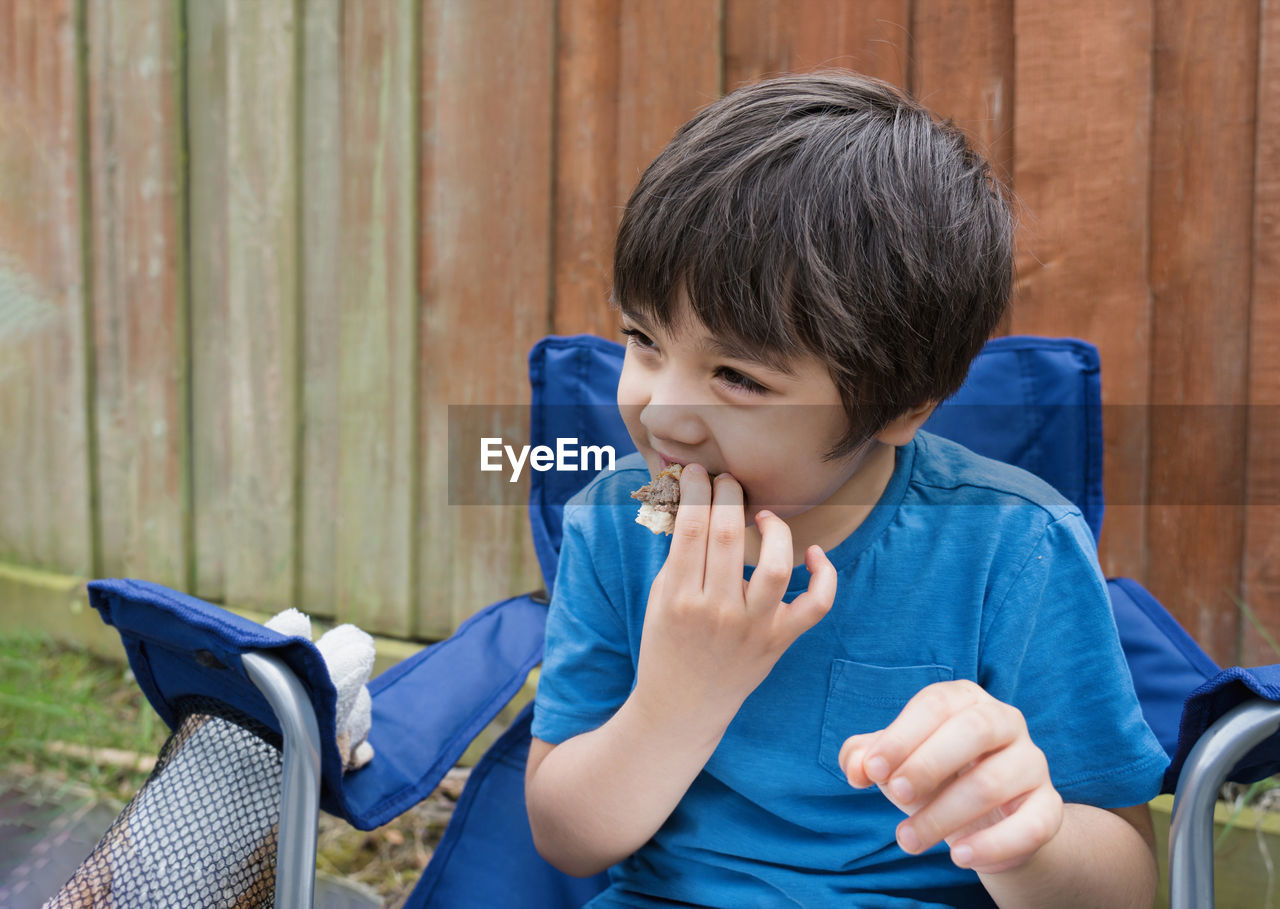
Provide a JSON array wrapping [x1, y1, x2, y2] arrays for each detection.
[[525, 72, 1168, 908]]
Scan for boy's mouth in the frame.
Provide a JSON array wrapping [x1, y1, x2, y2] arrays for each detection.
[[655, 450, 729, 481]]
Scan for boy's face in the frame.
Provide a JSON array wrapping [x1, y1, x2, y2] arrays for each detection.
[[616, 297, 887, 524]]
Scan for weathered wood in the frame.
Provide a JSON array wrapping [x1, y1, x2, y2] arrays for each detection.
[[1007, 0, 1156, 583], [1242, 4, 1280, 665], [911, 0, 1013, 189], [187, 0, 233, 600], [0, 0, 91, 576], [1146, 0, 1256, 665], [329, 0, 417, 636], [552, 0, 722, 337], [2, 0, 1280, 653], [224, 0, 300, 613], [723, 0, 910, 89], [189, 0, 300, 613], [616, 1, 722, 198], [0, 1, 15, 90], [296, 0, 342, 620], [912, 0, 1013, 338], [551, 0, 621, 337], [84, 0, 185, 586], [417, 0, 556, 638]]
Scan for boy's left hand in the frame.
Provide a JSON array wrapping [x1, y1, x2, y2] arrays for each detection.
[[838, 680, 1063, 875]]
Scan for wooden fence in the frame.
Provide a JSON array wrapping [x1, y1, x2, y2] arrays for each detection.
[[0, 0, 1277, 665]]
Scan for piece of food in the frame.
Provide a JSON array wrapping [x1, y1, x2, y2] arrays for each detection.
[[631, 464, 683, 535]]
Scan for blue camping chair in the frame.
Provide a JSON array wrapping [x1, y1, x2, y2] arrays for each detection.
[[71, 334, 1280, 908]]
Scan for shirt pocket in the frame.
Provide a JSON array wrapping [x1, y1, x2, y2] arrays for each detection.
[[817, 659, 954, 782]]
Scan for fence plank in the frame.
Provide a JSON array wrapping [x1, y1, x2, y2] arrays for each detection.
[[223, 0, 299, 613], [1242, 6, 1280, 665], [0, 0, 90, 575], [616, 0, 722, 194], [1146, 0, 1257, 665], [551, 0, 620, 337], [723, 0, 910, 88], [913, 0, 1013, 338], [84, 0, 185, 587], [0, 1, 14, 90], [911, 0, 1012, 185], [326, 0, 417, 636], [1006, 0, 1155, 583], [296, 0, 342, 620], [417, 0, 556, 638], [187, 0, 232, 601], [552, 0, 722, 337], [189, 0, 299, 613]]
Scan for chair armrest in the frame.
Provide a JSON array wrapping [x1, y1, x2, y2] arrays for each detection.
[[88, 578, 549, 833], [339, 592, 549, 829], [1169, 699, 1280, 909]]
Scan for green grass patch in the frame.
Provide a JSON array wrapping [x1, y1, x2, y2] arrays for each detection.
[[0, 632, 167, 801], [0, 632, 463, 903]]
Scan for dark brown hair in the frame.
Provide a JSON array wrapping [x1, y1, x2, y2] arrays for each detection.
[[612, 71, 1014, 458]]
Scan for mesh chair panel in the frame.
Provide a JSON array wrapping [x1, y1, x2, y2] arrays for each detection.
[[47, 697, 283, 909]]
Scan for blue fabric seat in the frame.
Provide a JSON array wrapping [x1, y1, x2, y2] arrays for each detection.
[[84, 334, 1280, 908]]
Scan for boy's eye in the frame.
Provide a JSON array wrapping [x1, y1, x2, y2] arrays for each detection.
[[715, 366, 767, 395], [620, 327, 656, 350]]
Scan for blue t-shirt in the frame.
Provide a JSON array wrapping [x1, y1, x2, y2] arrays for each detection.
[[532, 432, 1169, 909]]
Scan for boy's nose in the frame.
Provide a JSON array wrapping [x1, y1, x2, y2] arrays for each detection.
[[638, 400, 706, 449]]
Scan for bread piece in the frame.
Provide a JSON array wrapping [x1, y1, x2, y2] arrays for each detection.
[[631, 464, 682, 535]]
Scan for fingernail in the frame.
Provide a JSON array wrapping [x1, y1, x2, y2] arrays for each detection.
[[756, 509, 774, 521], [889, 776, 915, 805], [951, 844, 974, 867], [865, 755, 890, 783], [897, 824, 921, 854], [842, 748, 865, 787]]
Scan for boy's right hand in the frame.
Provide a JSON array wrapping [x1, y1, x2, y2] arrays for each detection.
[[631, 463, 837, 733]]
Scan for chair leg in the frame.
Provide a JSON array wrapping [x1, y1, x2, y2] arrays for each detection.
[[1169, 698, 1280, 909], [244, 651, 323, 909]]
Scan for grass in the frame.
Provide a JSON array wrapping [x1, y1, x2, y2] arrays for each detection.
[[0, 632, 462, 907], [0, 631, 166, 801]]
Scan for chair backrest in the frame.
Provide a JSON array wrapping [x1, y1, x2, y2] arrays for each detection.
[[528, 334, 1106, 594], [522, 334, 1227, 764], [414, 332, 1245, 908]]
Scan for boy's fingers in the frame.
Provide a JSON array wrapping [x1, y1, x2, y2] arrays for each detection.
[[789, 545, 837, 627], [894, 745, 1046, 854], [666, 463, 712, 591], [860, 681, 988, 785], [745, 510, 793, 612], [703, 473, 746, 599], [946, 785, 1063, 873], [839, 732, 881, 788], [880, 698, 1027, 810]]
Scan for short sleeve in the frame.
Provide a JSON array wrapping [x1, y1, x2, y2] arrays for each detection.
[[531, 503, 637, 745], [980, 512, 1170, 807]]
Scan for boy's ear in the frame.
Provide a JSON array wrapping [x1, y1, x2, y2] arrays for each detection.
[[874, 401, 937, 447]]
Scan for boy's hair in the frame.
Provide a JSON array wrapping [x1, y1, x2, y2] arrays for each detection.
[[613, 71, 1014, 458]]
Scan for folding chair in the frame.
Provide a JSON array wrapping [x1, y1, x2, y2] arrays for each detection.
[[57, 334, 1280, 908]]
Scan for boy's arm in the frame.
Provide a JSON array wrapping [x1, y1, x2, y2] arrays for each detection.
[[839, 681, 1157, 909], [525, 702, 730, 877], [975, 802, 1156, 908], [526, 466, 836, 876]]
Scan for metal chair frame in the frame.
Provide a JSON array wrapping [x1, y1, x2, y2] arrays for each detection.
[[242, 652, 323, 909]]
